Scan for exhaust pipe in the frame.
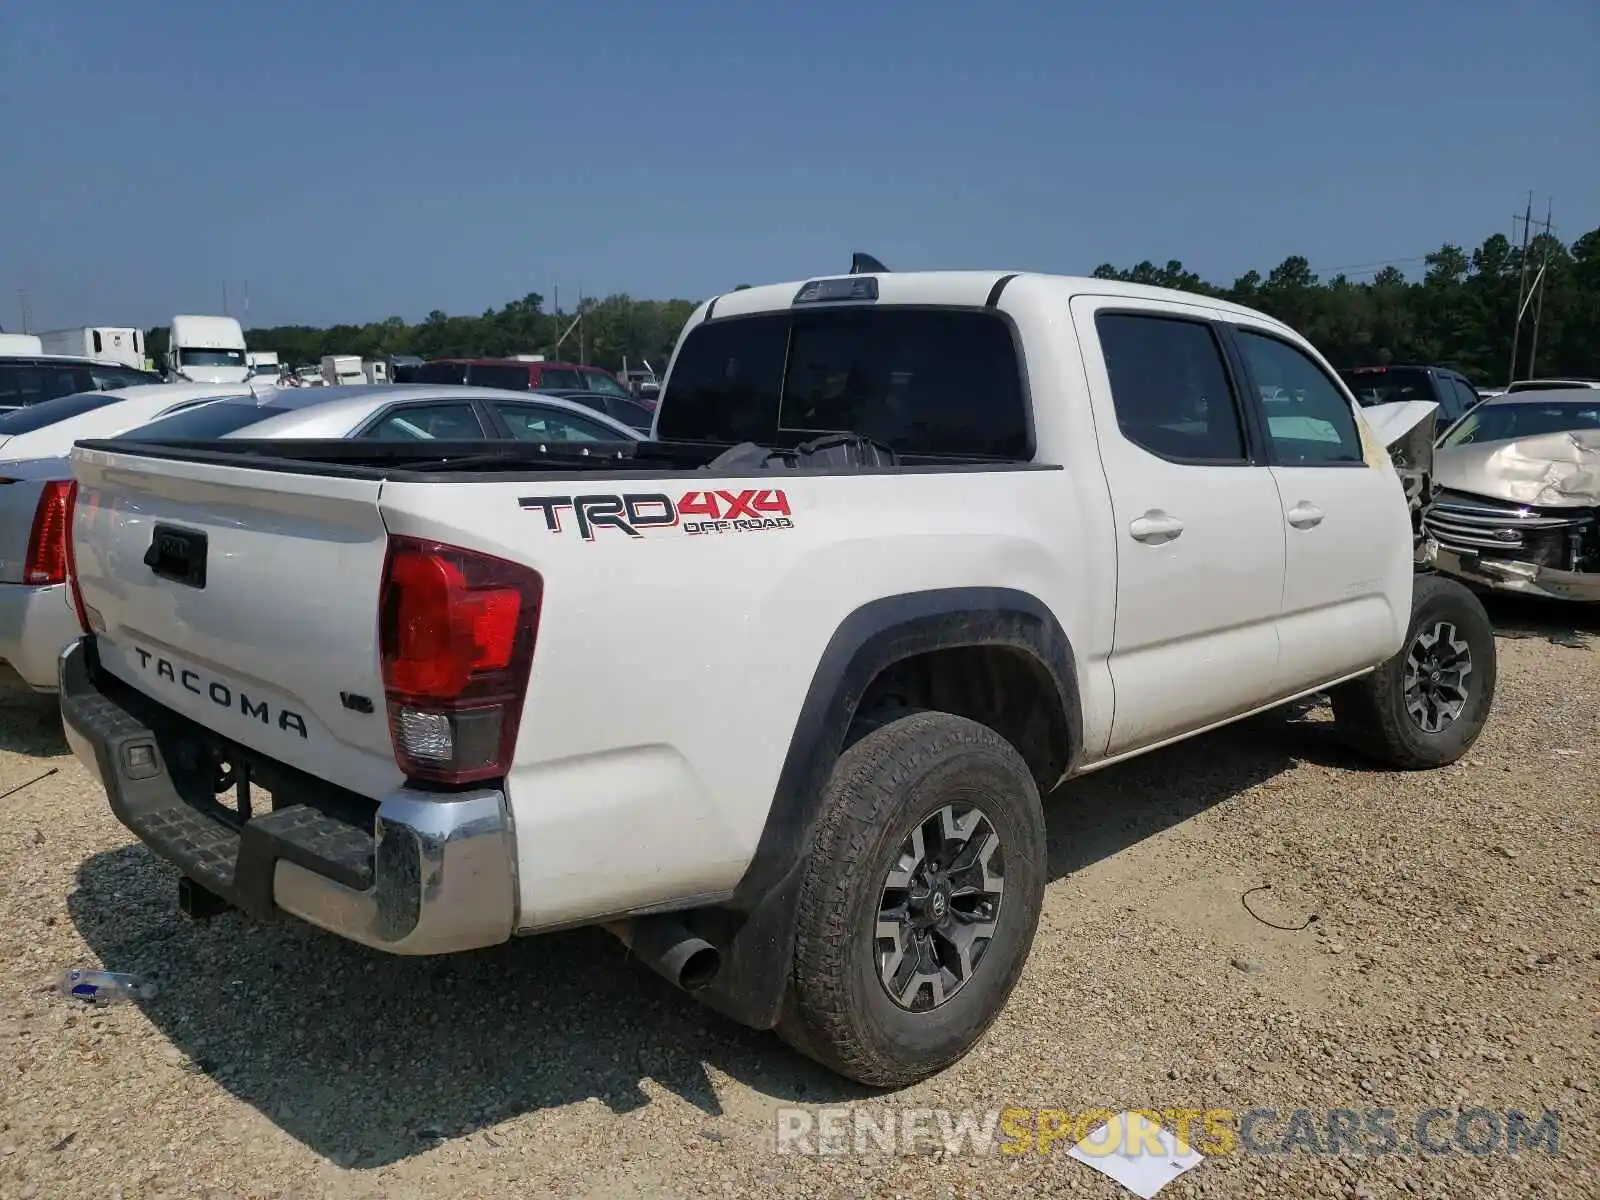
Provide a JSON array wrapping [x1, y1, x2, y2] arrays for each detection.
[[604, 916, 721, 992]]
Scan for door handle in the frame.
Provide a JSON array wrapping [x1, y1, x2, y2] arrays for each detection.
[[1129, 511, 1185, 544], [1286, 502, 1325, 529]]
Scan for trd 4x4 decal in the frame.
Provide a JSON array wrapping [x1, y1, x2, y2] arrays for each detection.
[[519, 489, 794, 540]]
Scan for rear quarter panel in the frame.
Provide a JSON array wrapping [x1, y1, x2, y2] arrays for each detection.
[[377, 456, 1111, 929]]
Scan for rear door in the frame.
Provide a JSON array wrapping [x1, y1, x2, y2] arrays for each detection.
[[1227, 324, 1413, 693], [1071, 297, 1287, 755], [69, 448, 400, 797]]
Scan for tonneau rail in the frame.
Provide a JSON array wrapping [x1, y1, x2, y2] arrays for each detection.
[[71, 437, 1054, 482]]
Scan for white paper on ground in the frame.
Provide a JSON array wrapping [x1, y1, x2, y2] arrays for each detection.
[[1065, 1111, 1206, 1199]]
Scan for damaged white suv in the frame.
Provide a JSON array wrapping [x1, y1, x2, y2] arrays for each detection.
[[1424, 386, 1600, 603]]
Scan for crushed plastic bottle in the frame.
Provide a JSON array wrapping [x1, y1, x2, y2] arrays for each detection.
[[55, 969, 158, 1005]]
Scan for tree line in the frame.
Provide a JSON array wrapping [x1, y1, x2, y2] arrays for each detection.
[[143, 221, 1597, 385], [145, 293, 701, 376], [1091, 224, 1598, 386]]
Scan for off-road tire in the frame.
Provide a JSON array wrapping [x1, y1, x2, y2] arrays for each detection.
[[1330, 573, 1497, 769], [777, 711, 1046, 1088]]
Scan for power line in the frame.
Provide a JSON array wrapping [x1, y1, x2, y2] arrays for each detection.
[[1310, 254, 1432, 276], [1523, 198, 1556, 380]]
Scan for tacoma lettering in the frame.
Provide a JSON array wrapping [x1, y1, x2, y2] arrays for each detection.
[[132, 646, 308, 738]]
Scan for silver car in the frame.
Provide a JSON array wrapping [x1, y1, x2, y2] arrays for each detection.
[[126, 384, 642, 444]]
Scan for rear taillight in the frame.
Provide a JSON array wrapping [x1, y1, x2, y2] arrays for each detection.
[[24, 480, 74, 586], [378, 536, 543, 787], [62, 481, 90, 634]]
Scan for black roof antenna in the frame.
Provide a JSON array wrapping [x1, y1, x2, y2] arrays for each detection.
[[850, 251, 889, 275]]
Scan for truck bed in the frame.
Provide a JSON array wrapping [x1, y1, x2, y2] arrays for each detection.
[[65, 434, 1073, 929]]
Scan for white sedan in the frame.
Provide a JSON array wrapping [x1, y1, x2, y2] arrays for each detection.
[[0, 385, 638, 693], [0, 381, 274, 460]]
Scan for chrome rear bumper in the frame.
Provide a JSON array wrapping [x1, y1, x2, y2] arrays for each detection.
[[60, 636, 518, 954]]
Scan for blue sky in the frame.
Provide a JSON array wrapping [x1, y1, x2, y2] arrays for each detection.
[[2, 0, 1595, 330]]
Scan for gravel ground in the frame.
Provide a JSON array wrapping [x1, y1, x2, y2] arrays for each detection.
[[1, 594, 1595, 1199]]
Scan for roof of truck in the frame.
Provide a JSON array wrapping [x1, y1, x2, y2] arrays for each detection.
[[699, 270, 1295, 329]]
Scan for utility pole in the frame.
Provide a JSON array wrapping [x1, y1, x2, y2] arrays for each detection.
[[243, 279, 250, 322], [17, 289, 32, 334], [1527, 200, 1554, 378], [1507, 192, 1533, 387], [578, 286, 585, 365], [222, 280, 230, 317]]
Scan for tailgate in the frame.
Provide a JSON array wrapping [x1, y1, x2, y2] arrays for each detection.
[[69, 446, 402, 798]]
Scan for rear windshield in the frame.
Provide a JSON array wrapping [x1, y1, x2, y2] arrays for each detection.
[[656, 308, 1031, 458], [412, 362, 469, 385], [119, 401, 289, 441], [465, 363, 532, 391], [1440, 401, 1600, 447], [1339, 368, 1435, 407], [0, 391, 119, 433]]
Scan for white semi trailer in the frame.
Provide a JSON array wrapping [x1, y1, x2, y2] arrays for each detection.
[[37, 327, 146, 370]]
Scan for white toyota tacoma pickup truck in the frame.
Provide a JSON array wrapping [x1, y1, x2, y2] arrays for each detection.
[[59, 267, 1496, 1087]]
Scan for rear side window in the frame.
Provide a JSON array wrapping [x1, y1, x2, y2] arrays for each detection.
[[1095, 313, 1246, 463], [89, 366, 160, 390], [1235, 330, 1364, 466], [492, 402, 620, 442], [466, 364, 532, 391], [0, 391, 118, 434], [359, 401, 485, 440], [0, 364, 99, 408], [535, 367, 584, 389], [657, 309, 1030, 458], [412, 362, 469, 385], [581, 370, 632, 397]]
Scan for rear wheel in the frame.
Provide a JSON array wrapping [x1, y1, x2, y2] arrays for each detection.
[[1330, 574, 1497, 769], [778, 711, 1045, 1087]]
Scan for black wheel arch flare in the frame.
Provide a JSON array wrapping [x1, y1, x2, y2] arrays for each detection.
[[688, 586, 1082, 1030]]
